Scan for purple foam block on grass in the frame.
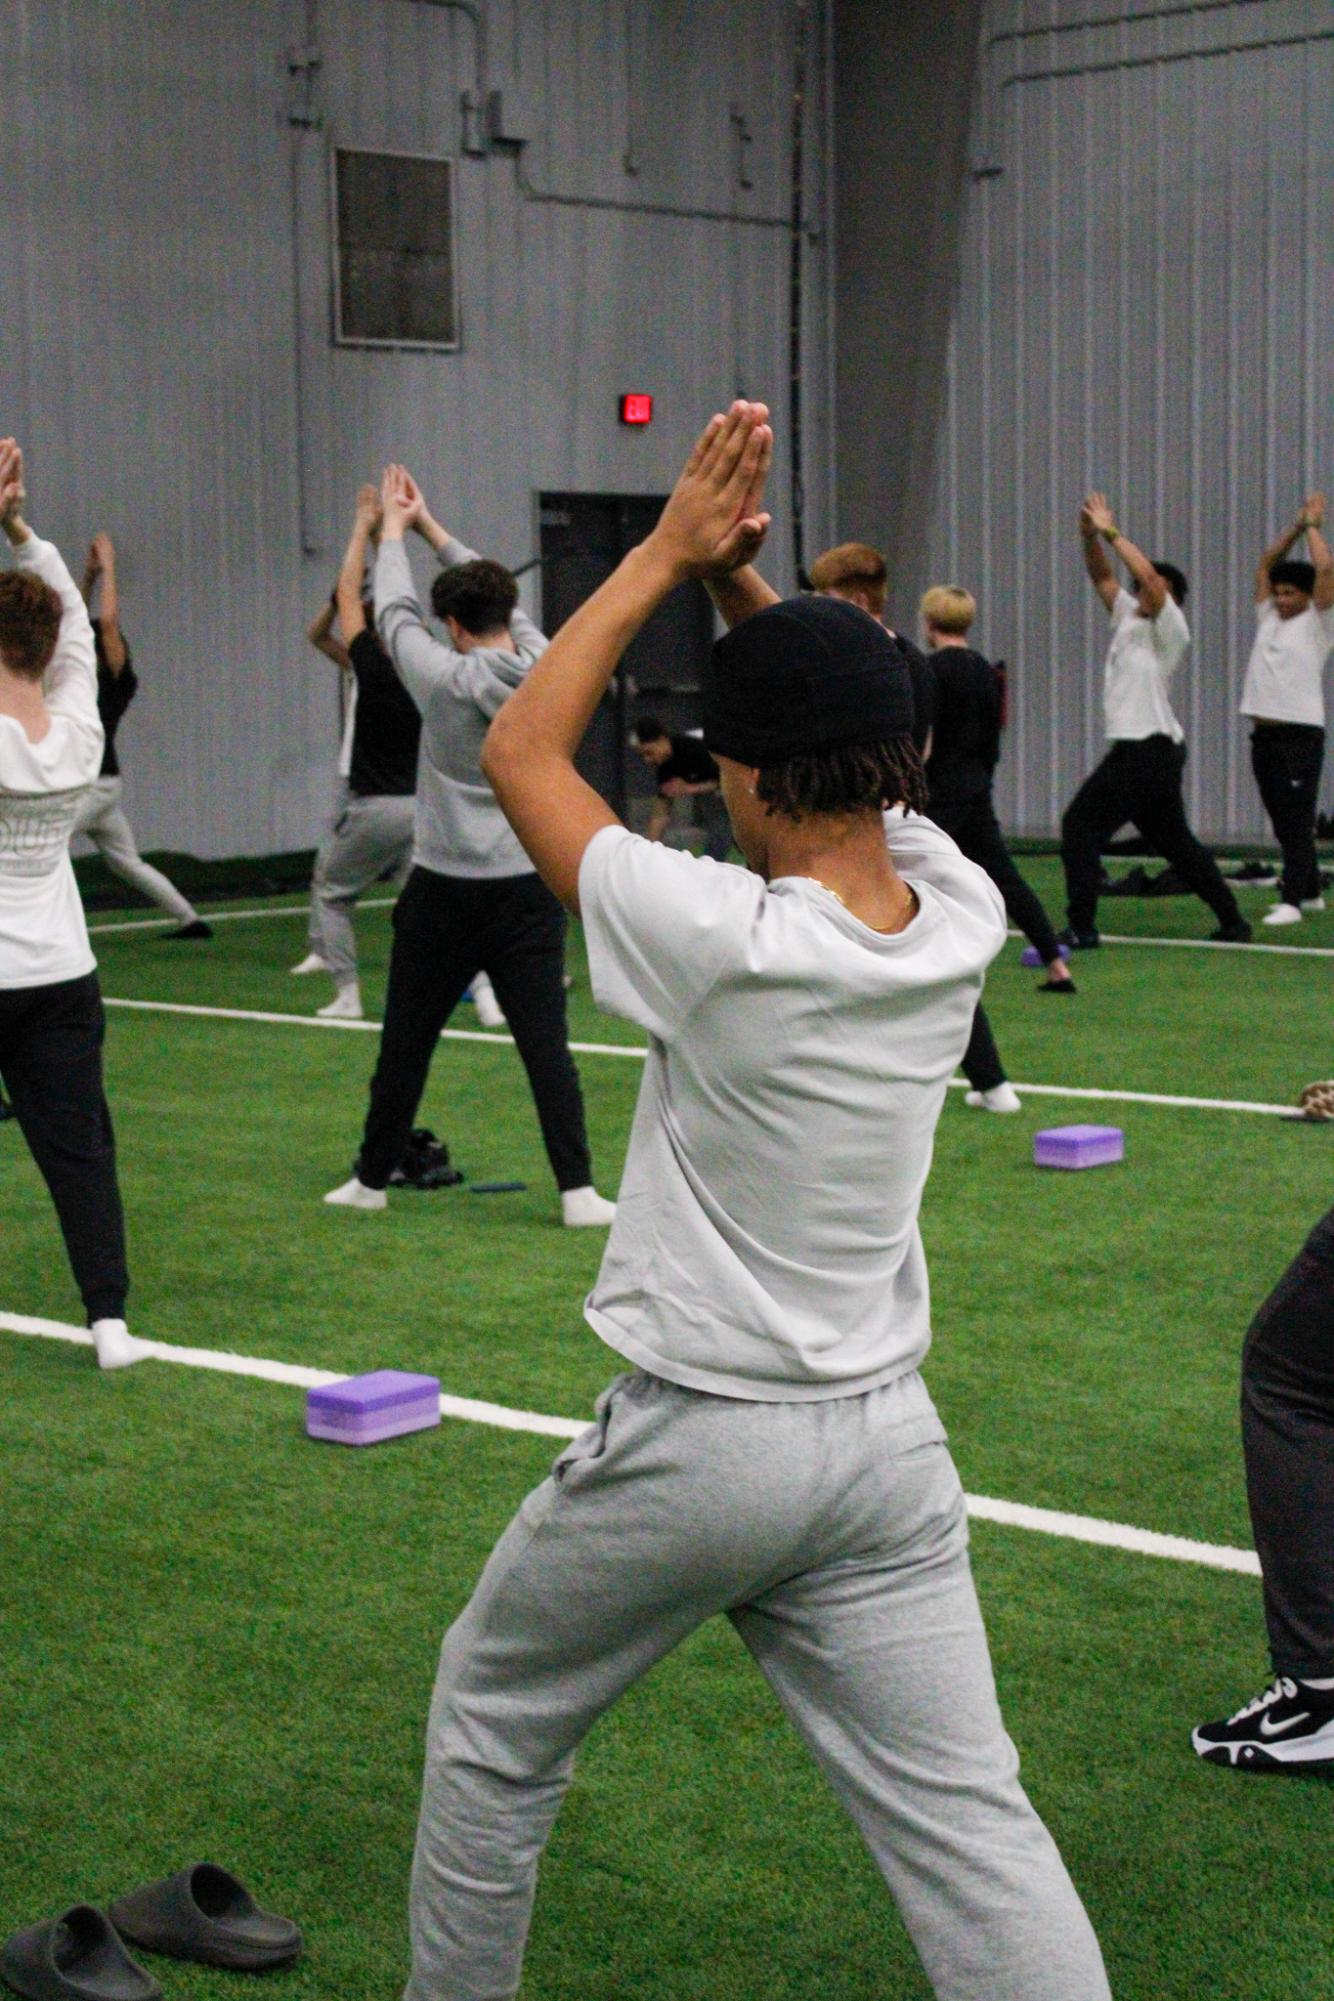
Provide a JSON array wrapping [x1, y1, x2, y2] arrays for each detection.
[[1034, 1124, 1124, 1171], [1020, 943, 1070, 967], [306, 1370, 441, 1446]]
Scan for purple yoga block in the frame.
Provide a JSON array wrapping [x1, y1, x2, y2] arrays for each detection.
[[1033, 1124, 1124, 1171], [1020, 943, 1070, 967], [306, 1369, 441, 1446]]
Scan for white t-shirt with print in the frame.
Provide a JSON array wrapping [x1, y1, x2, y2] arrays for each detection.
[[577, 813, 1006, 1402], [0, 535, 103, 989], [1103, 586, 1187, 742], [1240, 599, 1334, 728]]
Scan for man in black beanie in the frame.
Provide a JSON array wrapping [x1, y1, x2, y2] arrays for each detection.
[[1241, 494, 1334, 926], [395, 404, 1110, 2001]]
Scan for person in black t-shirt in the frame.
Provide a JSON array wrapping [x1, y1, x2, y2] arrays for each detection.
[[296, 486, 428, 1021], [920, 585, 1072, 995], [69, 534, 210, 938], [630, 716, 732, 861], [808, 543, 1023, 1113]]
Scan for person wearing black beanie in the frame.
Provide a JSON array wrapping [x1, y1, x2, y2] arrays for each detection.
[[1241, 494, 1334, 925], [393, 404, 1110, 2001]]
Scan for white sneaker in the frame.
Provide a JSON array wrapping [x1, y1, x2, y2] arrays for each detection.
[[964, 1083, 1023, 1113], [91, 1318, 151, 1371], [1301, 896, 1327, 913], [291, 952, 331, 976], [323, 1175, 387, 1210], [472, 972, 507, 1030], [561, 1185, 617, 1227], [1262, 903, 1303, 927], [317, 984, 363, 1020]]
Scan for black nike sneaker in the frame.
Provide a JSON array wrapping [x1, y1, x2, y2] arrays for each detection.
[[1192, 1676, 1334, 1769], [1056, 926, 1100, 951]]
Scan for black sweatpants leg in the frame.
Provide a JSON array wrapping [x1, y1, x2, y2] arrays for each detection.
[[1062, 737, 1243, 934], [1251, 725, 1325, 906], [356, 868, 593, 1195], [1241, 1208, 1334, 1679], [937, 784, 1063, 964], [0, 972, 129, 1323], [1129, 739, 1245, 930], [1060, 752, 1130, 935], [960, 1004, 1007, 1093]]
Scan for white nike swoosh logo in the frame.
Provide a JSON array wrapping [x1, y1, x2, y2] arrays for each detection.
[[1259, 1710, 1311, 1736]]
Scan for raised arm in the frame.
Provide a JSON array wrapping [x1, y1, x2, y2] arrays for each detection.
[[481, 401, 772, 911], [707, 563, 780, 630], [1254, 501, 1312, 603], [334, 484, 382, 646], [1079, 500, 1119, 613], [85, 534, 128, 671], [1304, 494, 1333, 613], [305, 597, 352, 672], [0, 441, 103, 780], [1084, 493, 1165, 617]]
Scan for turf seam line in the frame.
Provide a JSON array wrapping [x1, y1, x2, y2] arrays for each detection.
[[88, 899, 397, 936], [98, 995, 1306, 1116], [1005, 925, 1334, 961], [0, 1311, 1260, 1576]]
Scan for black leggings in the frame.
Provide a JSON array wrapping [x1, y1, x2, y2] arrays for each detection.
[[930, 772, 1062, 965], [1251, 723, 1324, 907], [356, 866, 593, 1193], [0, 972, 129, 1322], [1061, 735, 1243, 934], [1242, 1208, 1334, 1678]]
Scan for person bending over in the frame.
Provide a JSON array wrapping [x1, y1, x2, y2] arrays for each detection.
[[922, 584, 1073, 994], [1060, 494, 1249, 948], [629, 714, 731, 860], [395, 403, 1111, 2001], [808, 540, 1022, 1112], [0, 443, 144, 1369], [1193, 1205, 1334, 1769], [324, 467, 611, 1225], [1240, 493, 1334, 928], [71, 533, 210, 939]]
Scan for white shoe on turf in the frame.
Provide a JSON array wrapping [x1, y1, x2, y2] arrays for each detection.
[[324, 1175, 387, 1210], [1300, 895, 1326, 913], [561, 1185, 617, 1227], [291, 952, 331, 975], [91, 1318, 151, 1371], [965, 1083, 1023, 1113], [472, 972, 507, 1030], [317, 985, 363, 1020], [1262, 902, 1303, 926]]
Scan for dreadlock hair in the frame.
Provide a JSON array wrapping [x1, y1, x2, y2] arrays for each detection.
[[755, 735, 927, 823], [430, 558, 519, 637]]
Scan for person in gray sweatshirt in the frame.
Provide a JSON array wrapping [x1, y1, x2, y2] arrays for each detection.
[[324, 464, 614, 1228]]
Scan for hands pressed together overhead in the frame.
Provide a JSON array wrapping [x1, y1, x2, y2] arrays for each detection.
[[0, 439, 26, 525], [648, 400, 773, 580]]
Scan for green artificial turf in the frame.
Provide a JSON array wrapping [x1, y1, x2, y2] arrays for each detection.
[[3, 880, 1333, 1998]]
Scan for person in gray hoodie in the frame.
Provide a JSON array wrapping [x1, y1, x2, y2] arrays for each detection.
[[324, 464, 614, 1228]]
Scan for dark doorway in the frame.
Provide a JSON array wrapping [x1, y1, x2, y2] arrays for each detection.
[[537, 493, 714, 818]]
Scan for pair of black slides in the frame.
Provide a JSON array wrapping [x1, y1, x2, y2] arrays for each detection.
[[1, 1864, 300, 2001]]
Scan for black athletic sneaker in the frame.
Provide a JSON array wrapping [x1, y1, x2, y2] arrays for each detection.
[[1056, 926, 1100, 951], [169, 919, 214, 940], [1193, 1677, 1334, 1769], [389, 1127, 464, 1190], [1209, 919, 1252, 943]]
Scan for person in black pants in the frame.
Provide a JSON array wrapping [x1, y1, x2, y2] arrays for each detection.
[[1060, 495, 1249, 949], [808, 544, 1021, 1112], [1193, 1207, 1334, 1769], [0, 439, 141, 1369], [921, 585, 1073, 995], [324, 464, 614, 1228], [1239, 493, 1334, 928]]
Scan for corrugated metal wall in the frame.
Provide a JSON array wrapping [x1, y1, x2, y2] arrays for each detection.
[[1, 0, 831, 858], [925, 0, 1334, 841]]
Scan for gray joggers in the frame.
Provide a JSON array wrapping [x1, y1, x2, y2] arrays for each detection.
[[406, 1370, 1110, 2001], [71, 777, 199, 926], [307, 792, 414, 987]]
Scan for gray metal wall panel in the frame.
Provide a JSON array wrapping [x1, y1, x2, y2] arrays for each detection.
[[925, 0, 1334, 841], [1, 0, 830, 859]]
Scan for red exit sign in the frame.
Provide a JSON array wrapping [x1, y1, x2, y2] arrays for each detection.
[[619, 393, 654, 426]]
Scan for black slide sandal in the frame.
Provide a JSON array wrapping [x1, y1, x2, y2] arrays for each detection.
[[108, 1865, 301, 1972], [1, 1906, 161, 2001]]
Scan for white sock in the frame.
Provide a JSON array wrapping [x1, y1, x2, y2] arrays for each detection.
[[91, 1318, 150, 1371], [561, 1185, 616, 1227], [323, 1175, 387, 1210]]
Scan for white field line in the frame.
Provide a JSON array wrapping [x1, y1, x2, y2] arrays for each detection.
[[88, 899, 396, 937], [87, 894, 1334, 958], [99, 994, 1307, 1117], [0, 1311, 1259, 1576]]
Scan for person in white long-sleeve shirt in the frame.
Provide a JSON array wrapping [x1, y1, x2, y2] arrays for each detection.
[[0, 440, 144, 1370]]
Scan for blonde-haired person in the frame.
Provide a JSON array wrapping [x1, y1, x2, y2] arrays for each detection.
[[919, 585, 1072, 993]]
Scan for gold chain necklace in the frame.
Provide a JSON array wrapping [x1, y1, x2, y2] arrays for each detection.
[[802, 876, 917, 935]]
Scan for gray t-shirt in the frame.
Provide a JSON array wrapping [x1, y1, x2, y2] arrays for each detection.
[[374, 536, 547, 879], [578, 812, 1006, 1400]]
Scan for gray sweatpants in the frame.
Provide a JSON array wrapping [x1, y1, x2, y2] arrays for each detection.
[[407, 1369, 1109, 2001], [307, 792, 414, 987], [71, 777, 198, 926]]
